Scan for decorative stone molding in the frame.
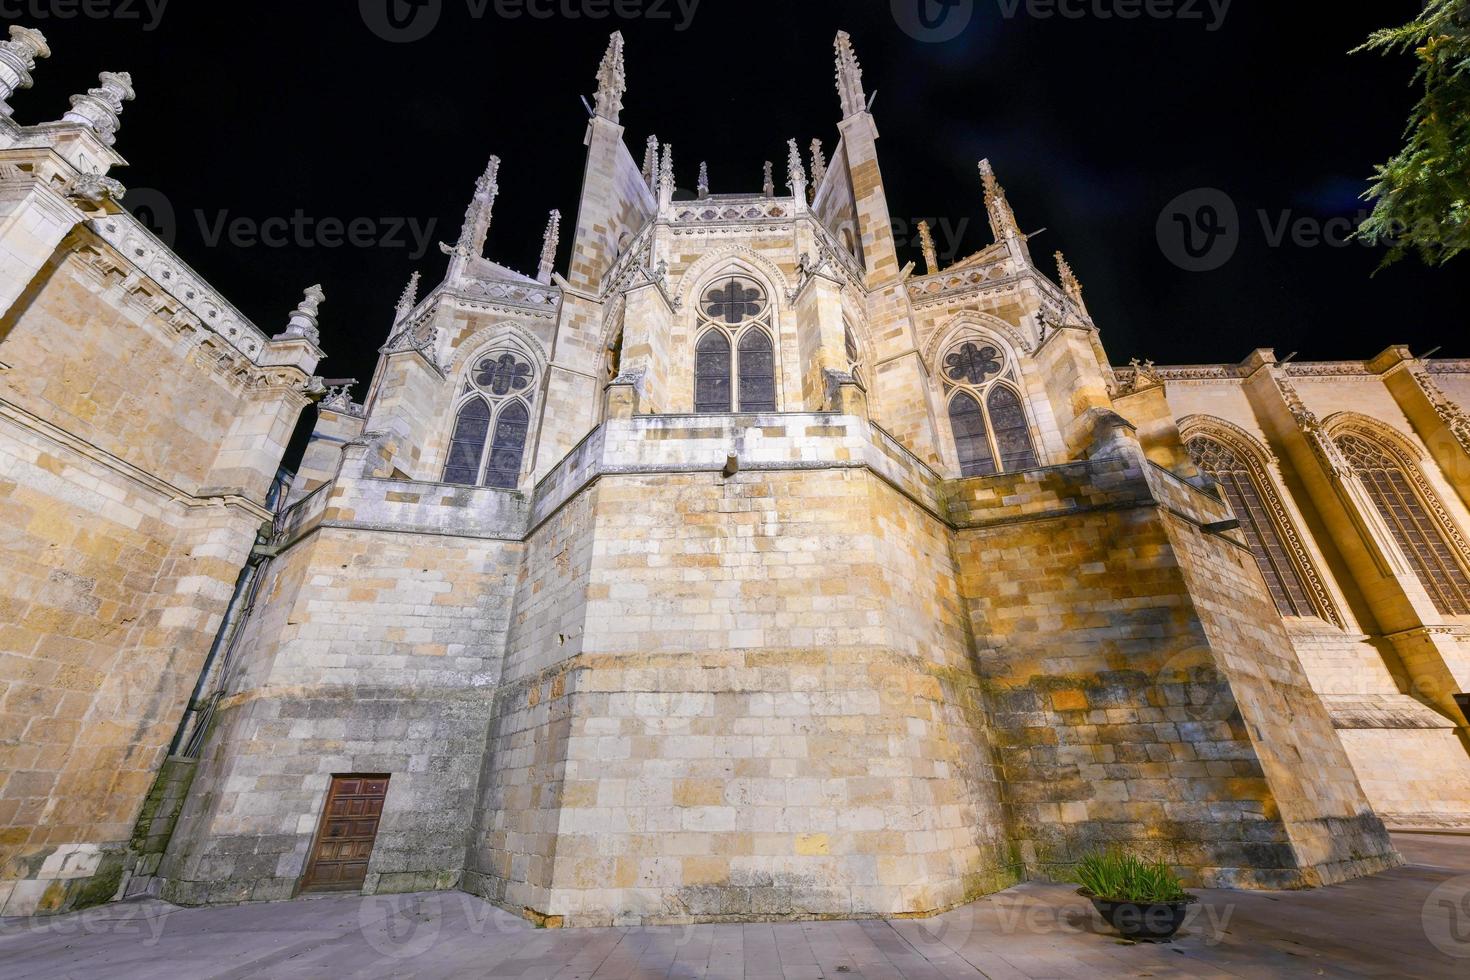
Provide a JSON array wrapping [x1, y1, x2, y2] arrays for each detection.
[[0, 25, 51, 116], [1286, 361, 1374, 377], [1179, 414, 1344, 628], [61, 71, 134, 146], [1409, 366, 1470, 457], [593, 32, 626, 123], [321, 385, 366, 418], [1276, 372, 1354, 478], [834, 31, 866, 119], [274, 285, 325, 346], [88, 212, 273, 363], [65, 171, 126, 207]]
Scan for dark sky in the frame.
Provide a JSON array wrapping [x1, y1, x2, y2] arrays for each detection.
[[24, 0, 1467, 400]]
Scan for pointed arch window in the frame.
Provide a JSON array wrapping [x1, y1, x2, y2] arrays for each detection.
[[1336, 433, 1470, 615], [442, 348, 537, 489], [737, 330, 776, 412], [443, 399, 492, 486], [1187, 434, 1320, 619], [844, 320, 864, 387], [695, 331, 733, 413], [695, 275, 778, 414], [485, 401, 529, 490], [949, 392, 996, 477], [940, 338, 1039, 476]]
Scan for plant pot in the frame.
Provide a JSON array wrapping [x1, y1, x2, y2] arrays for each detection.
[[1079, 889, 1198, 941]]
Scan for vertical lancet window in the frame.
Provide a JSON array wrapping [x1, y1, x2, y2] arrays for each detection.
[[443, 399, 491, 486], [1336, 432, 1470, 615], [940, 338, 1039, 477], [442, 348, 537, 490], [695, 275, 777, 413], [1188, 434, 1317, 618], [949, 391, 996, 477]]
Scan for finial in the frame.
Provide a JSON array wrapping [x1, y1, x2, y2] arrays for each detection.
[[786, 139, 807, 199], [834, 31, 866, 119], [697, 161, 709, 199], [979, 158, 1023, 245], [0, 26, 52, 117], [918, 221, 939, 275], [440, 154, 501, 273], [276, 284, 325, 345], [762, 161, 774, 198], [658, 142, 675, 209], [538, 209, 561, 284], [642, 135, 659, 190], [809, 139, 827, 191], [593, 32, 626, 123], [395, 272, 421, 320], [1055, 251, 1087, 315], [60, 71, 135, 146]]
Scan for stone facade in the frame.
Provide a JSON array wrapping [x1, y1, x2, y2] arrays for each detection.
[[5, 28, 1470, 925]]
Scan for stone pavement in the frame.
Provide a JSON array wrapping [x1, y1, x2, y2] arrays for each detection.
[[2, 833, 1468, 979]]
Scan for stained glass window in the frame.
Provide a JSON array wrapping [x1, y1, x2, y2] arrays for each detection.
[[484, 402, 529, 490], [475, 353, 533, 396], [695, 331, 732, 414], [1188, 435, 1316, 618], [702, 278, 765, 325], [949, 392, 996, 477], [443, 399, 491, 485], [989, 386, 1039, 472], [1337, 433, 1470, 615], [945, 343, 1003, 387], [738, 330, 776, 412]]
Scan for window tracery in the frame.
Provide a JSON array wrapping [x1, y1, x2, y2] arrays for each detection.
[[442, 348, 536, 489], [940, 338, 1038, 476], [694, 275, 777, 413]]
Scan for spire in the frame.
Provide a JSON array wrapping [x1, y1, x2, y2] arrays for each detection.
[[538, 209, 561, 284], [1055, 251, 1088, 317], [786, 139, 807, 206], [697, 161, 709, 199], [809, 139, 827, 191], [593, 32, 626, 124], [834, 31, 866, 119], [60, 71, 134, 146], [658, 143, 674, 209], [762, 161, 775, 199], [642, 135, 660, 191], [441, 155, 500, 276], [979, 158, 1023, 246], [0, 26, 51, 117], [917, 220, 939, 275], [275, 285, 325, 346], [394, 272, 421, 322]]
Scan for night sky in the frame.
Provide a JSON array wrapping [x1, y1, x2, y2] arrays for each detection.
[[23, 1, 1467, 410]]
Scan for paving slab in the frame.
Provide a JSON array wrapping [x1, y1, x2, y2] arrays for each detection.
[[2, 834, 1468, 979]]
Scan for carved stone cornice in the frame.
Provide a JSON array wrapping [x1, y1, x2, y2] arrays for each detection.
[[1410, 365, 1470, 457], [88, 211, 274, 363], [1275, 372, 1354, 479]]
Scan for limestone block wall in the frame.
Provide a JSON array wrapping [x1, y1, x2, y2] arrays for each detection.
[[161, 477, 524, 905], [950, 450, 1395, 888], [468, 414, 1015, 926], [0, 248, 307, 916]]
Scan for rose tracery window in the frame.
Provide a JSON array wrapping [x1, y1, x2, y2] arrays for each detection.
[[941, 339, 1038, 477], [1336, 432, 1470, 615], [1187, 434, 1321, 619], [695, 276, 777, 413], [442, 349, 536, 489]]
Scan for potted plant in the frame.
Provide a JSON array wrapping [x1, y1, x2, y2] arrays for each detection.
[[1072, 850, 1198, 942]]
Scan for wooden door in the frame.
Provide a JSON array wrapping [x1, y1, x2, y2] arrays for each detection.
[[301, 774, 389, 892]]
